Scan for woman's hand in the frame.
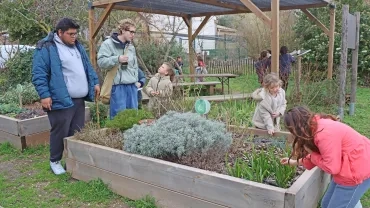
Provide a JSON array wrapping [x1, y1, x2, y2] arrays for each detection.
[[280, 157, 297, 166]]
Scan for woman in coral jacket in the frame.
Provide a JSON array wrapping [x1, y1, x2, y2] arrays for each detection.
[[280, 106, 370, 208]]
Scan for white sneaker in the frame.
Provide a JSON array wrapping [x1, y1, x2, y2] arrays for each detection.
[[50, 161, 66, 175]]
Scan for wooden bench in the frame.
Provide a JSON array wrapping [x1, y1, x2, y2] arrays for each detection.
[[229, 125, 293, 143], [173, 81, 221, 95], [197, 93, 251, 102], [140, 93, 251, 103]]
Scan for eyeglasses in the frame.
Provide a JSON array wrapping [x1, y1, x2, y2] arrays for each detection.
[[125, 29, 136, 35], [65, 32, 78, 37]]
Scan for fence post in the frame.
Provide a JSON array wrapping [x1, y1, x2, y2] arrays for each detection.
[[338, 5, 349, 120]]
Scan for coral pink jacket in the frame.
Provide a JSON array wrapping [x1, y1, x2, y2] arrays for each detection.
[[302, 116, 370, 186]]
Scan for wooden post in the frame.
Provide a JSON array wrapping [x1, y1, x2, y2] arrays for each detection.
[[271, 0, 280, 75], [88, 3, 97, 69], [184, 16, 195, 81], [328, 5, 336, 79], [349, 12, 360, 116], [338, 5, 349, 120], [295, 56, 302, 98]]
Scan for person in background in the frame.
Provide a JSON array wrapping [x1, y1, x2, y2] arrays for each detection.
[[97, 19, 140, 119], [174, 56, 183, 76], [280, 106, 370, 208], [195, 56, 207, 82], [279, 46, 295, 92], [254, 50, 269, 86], [252, 73, 287, 135], [32, 18, 100, 175], [137, 67, 146, 109]]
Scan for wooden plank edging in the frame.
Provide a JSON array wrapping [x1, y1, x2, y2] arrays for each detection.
[[65, 138, 286, 208], [0, 115, 19, 135], [66, 158, 228, 208], [18, 107, 91, 136]]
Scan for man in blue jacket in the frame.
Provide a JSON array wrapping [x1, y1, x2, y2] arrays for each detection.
[[32, 18, 100, 175]]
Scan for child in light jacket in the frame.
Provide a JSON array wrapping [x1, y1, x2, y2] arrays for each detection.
[[252, 73, 287, 135], [145, 62, 174, 109]]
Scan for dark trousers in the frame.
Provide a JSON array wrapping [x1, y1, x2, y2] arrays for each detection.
[[47, 98, 85, 162]]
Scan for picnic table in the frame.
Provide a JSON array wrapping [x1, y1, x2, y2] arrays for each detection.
[[173, 81, 221, 95], [176, 73, 238, 94]]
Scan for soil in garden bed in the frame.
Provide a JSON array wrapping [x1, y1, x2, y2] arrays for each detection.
[[0, 102, 46, 120], [75, 128, 304, 189], [16, 102, 46, 120], [173, 133, 305, 188]]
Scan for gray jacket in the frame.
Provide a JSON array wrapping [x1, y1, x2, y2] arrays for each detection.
[[252, 88, 287, 131], [97, 35, 138, 85]]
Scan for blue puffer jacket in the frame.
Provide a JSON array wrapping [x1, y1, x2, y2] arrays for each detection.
[[32, 32, 99, 110]]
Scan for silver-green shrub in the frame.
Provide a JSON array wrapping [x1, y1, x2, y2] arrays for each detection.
[[123, 111, 232, 159]]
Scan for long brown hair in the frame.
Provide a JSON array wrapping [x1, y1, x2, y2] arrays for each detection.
[[284, 106, 338, 162]]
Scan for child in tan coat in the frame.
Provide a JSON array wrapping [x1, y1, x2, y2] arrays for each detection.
[[145, 62, 174, 109], [252, 73, 287, 135]]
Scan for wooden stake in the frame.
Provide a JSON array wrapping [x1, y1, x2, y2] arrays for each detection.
[[349, 12, 360, 116], [271, 0, 280, 75], [338, 5, 349, 120], [88, 4, 97, 69], [327, 6, 336, 79]]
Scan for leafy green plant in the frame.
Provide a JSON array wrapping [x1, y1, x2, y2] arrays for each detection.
[[0, 103, 24, 116], [87, 102, 109, 127], [0, 83, 39, 105], [106, 109, 153, 131], [208, 99, 256, 126], [2, 49, 34, 88], [123, 111, 232, 159], [294, 0, 370, 83], [226, 146, 296, 188]]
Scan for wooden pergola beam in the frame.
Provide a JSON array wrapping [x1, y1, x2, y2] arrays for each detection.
[[301, 9, 330, 36], [93, 0, 129, 7], [111, 5, 187, 17], [92, 3, 114, 39], [192, 16, 210, 40], [182, 17, 190, 28], [88, 4, 97, 69], [186, 16, 195, 81], [188, 0, 248, 12], [239, 0, 271, 26]]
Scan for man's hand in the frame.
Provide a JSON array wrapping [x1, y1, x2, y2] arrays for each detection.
[[135, 82, 141, 88], [150, 91, 157, 96], [41, 98, 52, 111], [118, 55, 129, 63], [94, 85, 100, 98]]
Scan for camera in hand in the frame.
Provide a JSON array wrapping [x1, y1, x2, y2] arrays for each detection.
[[121, 41, 130, 66]]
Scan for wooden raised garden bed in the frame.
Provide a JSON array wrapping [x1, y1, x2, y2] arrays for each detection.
[[65, 128, 330, 208], [0, 107, 90, 150]]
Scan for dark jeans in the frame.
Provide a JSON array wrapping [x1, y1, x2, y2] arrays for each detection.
[[47, 98, 85, 162]]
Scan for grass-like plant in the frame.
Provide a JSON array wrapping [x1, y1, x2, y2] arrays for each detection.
[[226, 146, 296, 188]]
